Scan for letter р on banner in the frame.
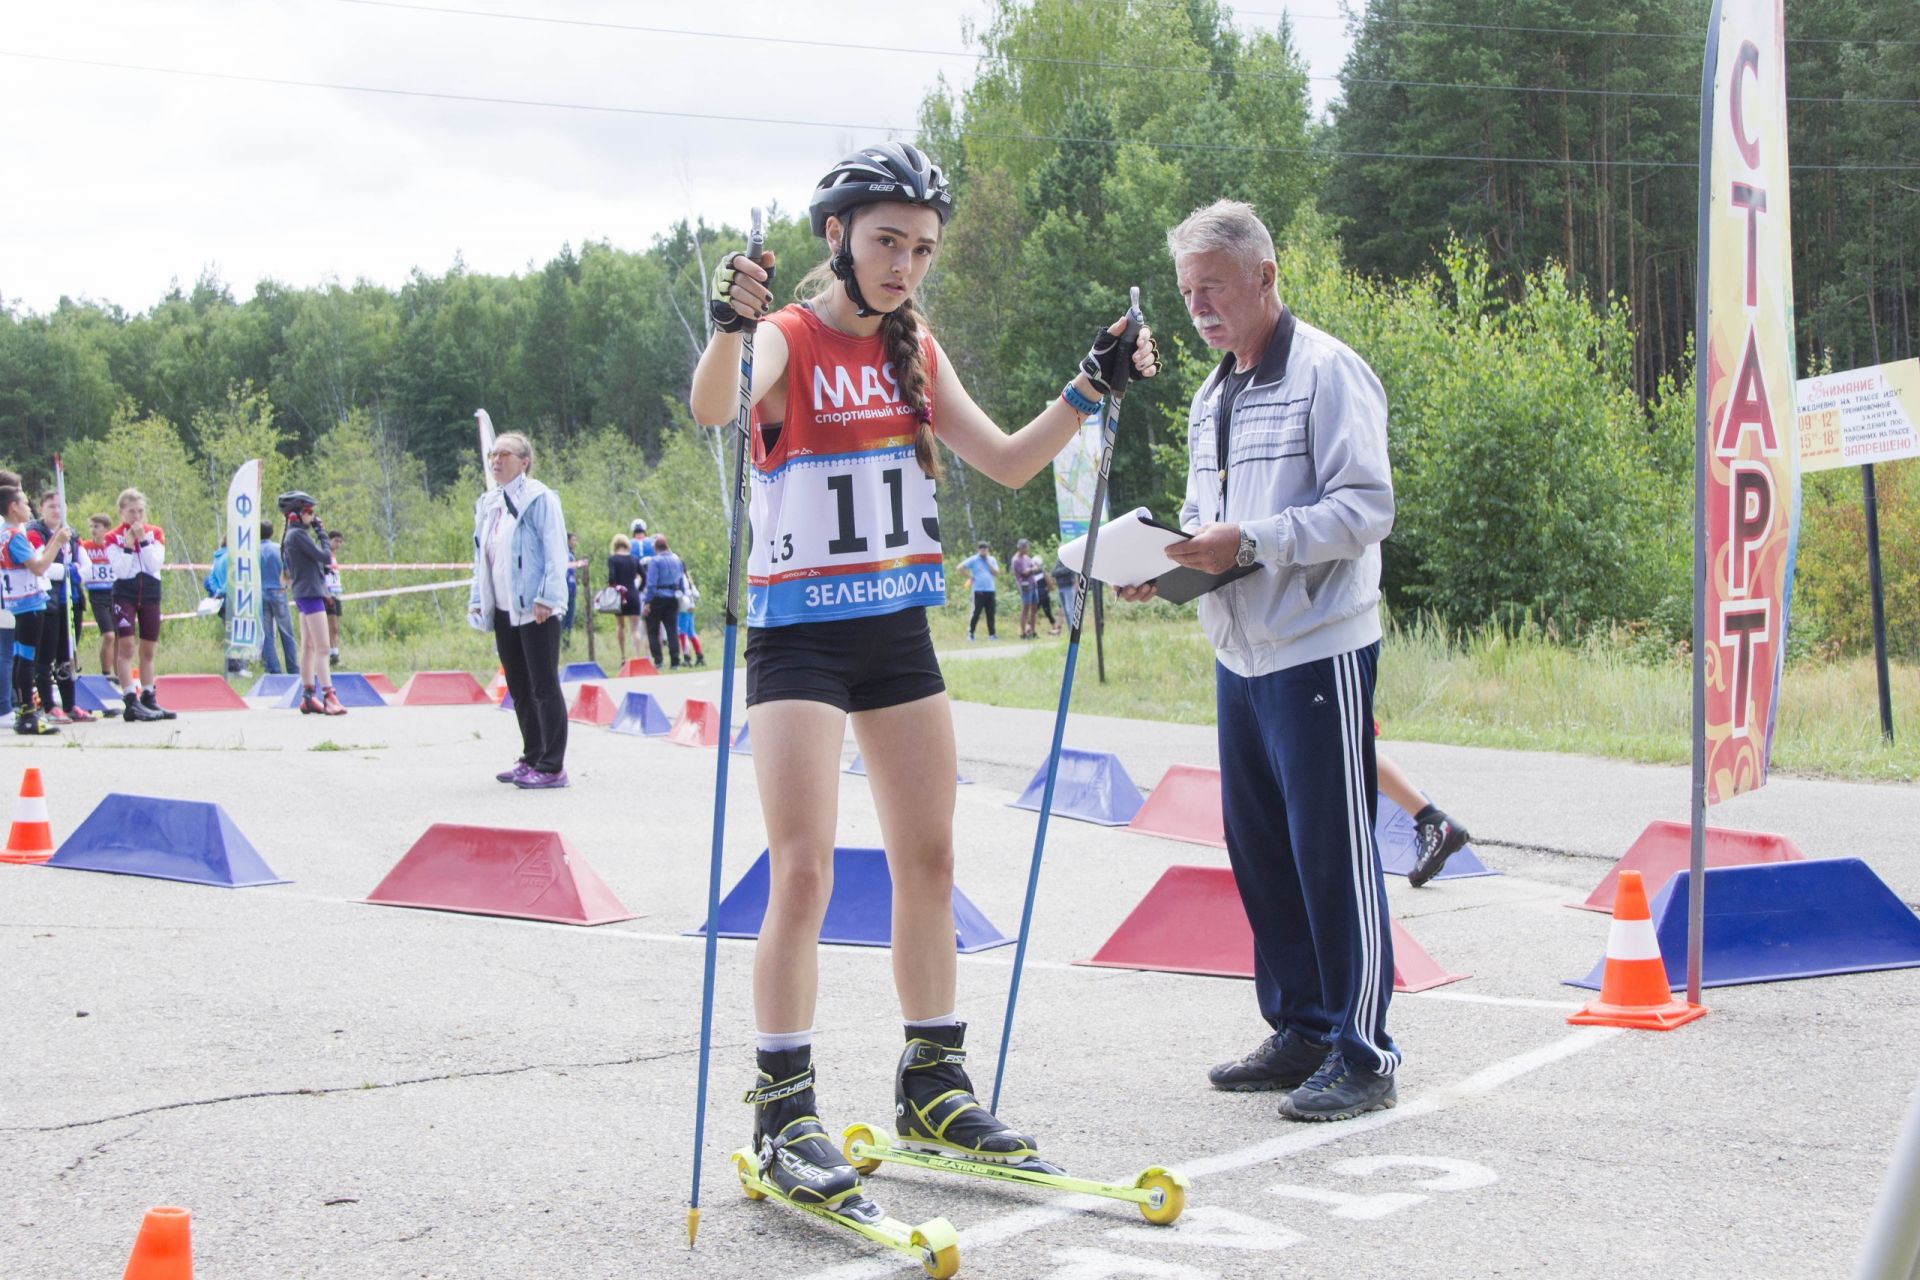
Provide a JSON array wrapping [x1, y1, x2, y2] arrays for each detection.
[[1699, 0, 1801, 803]]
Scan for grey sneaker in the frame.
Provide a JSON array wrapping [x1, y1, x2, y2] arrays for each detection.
[[1207, 1026, 1329, 1092], [514, 769, 570, 790], [1408, 806, 1470, 888], [1278, 1051, 1397, 1122], [496, 762, 530, 784]]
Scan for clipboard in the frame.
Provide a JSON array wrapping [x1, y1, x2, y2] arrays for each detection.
[[1056, 507, 1259, 604]]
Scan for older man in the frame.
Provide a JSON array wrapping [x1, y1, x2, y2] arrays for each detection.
[[1124, 200, 1398, 1121]]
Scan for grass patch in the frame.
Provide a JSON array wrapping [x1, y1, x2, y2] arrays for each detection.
[[132, 596, 1920, 782], [940, 609, 1920, 784], [310, 741, 387, 753]]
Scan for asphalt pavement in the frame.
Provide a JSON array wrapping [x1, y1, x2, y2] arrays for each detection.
[[2, 659, 1915, 1279]]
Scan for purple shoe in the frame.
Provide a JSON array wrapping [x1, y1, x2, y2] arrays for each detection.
[[514, 769, 570, 790], [496, 762, 530, 784]]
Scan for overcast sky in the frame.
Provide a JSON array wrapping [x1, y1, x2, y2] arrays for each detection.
[[0, 0, 1358, 315]]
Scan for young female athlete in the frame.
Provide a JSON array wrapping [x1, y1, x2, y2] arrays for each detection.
[[689, 142, 1158, 1215], [0, 485, 70, 735]]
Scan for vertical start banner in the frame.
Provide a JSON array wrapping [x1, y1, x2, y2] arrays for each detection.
[[1696, 0, 1800, 804], [225, 459, 262, 664]]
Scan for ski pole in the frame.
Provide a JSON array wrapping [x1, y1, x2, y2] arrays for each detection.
[[991, 287, 1143, 1114], [688, 208, 765, 1247], [54, 454, 77, 671]]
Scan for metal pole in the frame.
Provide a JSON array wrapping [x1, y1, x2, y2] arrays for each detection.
[[1862, 463, 1895, 744], [583, 555, 596, 666], [1093, 579, 1107, 684], [1685, 0, 1723, 1008], [1855, 1081, 1920, 1280]]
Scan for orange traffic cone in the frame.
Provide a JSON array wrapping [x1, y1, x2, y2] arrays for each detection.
[[1568, 869, 1706, 1030], [486, 665, 507, 702], [2, 767, 54, 864], [121, 1206, 192, 1280]]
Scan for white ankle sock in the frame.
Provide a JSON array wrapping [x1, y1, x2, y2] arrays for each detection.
[[756, 1028, 813, 1053], [904, 1013, 959, 1029]]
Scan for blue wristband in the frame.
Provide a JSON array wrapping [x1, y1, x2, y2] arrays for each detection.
[[1060, 381, 1099, 415]]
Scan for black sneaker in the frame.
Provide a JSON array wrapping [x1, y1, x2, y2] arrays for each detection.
[[141, 688, 177, 720], [1408, 806, 1470, 888], [1278, 1051, 1397, 1122], [1207, 1026, 1329, 1092], [14, 710, 58, 736], [124, 693, 162, 722]]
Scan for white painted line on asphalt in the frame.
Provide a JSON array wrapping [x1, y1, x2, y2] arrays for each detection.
[[1401, 990, 1583, 1011], [303, 893, 1569, 999], [791, 1026, 1623, 1280]]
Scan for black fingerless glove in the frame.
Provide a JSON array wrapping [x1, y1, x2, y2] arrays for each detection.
[[709, 254, 775, 334], [1079, 325, 1159, 395]]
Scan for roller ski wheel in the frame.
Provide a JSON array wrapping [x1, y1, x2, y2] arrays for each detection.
[[732, 1144, 962, 1277], [846, 1123, 1190, 1226]]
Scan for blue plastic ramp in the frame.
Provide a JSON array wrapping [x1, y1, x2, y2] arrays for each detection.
[[1009, 748, 1144, 826], [1567, 858, 1920, 990], [688, 847, 1011, 953], [247, 674, 300, 699], [560, 661, 608, 682], [611, 691, 672, 736], [271, 673, 387, 708], [46, 794, 288, 888]]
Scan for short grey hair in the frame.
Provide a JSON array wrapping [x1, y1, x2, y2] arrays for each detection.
[[493, 430, 535, 472], [1166, 200, 1276, 275]]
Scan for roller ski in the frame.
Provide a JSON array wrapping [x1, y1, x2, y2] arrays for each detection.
[[732, 1047, 961, 1278], [841, 1023, 1187, 1226]]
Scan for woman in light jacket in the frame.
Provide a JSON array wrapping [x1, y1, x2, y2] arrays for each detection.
[[468, 431, 572, 789]]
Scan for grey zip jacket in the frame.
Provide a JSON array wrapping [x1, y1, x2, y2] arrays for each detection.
[[1177, 314, 1394, 677]]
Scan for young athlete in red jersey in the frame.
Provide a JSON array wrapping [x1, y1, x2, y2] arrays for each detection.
[[690, 143, 1159, 1217]]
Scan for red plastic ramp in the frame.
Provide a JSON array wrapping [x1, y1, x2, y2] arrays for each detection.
[[1077, 864, 1467, 993], [153, 674, 247, 711], [1577, 820, 1805, 913], [617, 657, 659, 677], [365, 673, 398, 696], [667, 698, 721, 747], [568, 684, 617, 726], [397, 670, 491, 706], [1127, 764, 1225, 847], [364, 824, 637, 925]]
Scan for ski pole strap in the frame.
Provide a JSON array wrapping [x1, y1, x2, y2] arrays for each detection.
[[901, 1040, 967, 1069], [743, 1066, 815, 1105]]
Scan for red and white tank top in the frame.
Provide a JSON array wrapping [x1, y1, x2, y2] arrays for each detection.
[[746, 304, 945, 628]]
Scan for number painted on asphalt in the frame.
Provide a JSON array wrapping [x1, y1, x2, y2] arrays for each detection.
[[1045, 1247, 1217, 1279], [1268, 1153, 1499, 1220], [1106, 1205, 1304, 1252]]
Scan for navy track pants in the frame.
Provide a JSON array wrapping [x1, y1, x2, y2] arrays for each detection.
[[1216, 642, 1400, 1077]]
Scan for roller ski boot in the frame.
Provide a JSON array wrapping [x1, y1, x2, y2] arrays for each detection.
[[731, 1047, 960, 1278], [841, 1022, 1186, 1225]]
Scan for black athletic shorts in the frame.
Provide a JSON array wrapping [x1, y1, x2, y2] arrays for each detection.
[[88, 591, 115, 634], [746, 606, 945, 714], [323, 596, 342, 617]]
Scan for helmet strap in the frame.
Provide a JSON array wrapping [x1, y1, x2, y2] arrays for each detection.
[[829, 209, 876, 318]]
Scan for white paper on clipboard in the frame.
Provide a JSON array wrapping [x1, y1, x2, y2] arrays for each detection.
[[1056, 507, 1187, 587]]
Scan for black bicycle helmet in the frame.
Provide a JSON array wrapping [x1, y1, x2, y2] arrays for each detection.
[[808, 142, 952, 237], [277, 490, 316, 515]]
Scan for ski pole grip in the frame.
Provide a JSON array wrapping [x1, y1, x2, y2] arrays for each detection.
[[746, 207, 765, 268], [1109, 285, 1143, 400]]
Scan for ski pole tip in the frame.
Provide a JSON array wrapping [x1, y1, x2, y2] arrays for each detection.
[[687, 1205, 701, 1246]]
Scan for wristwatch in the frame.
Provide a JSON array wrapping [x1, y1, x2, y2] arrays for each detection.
[[1234, 527, 1258, 569]]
